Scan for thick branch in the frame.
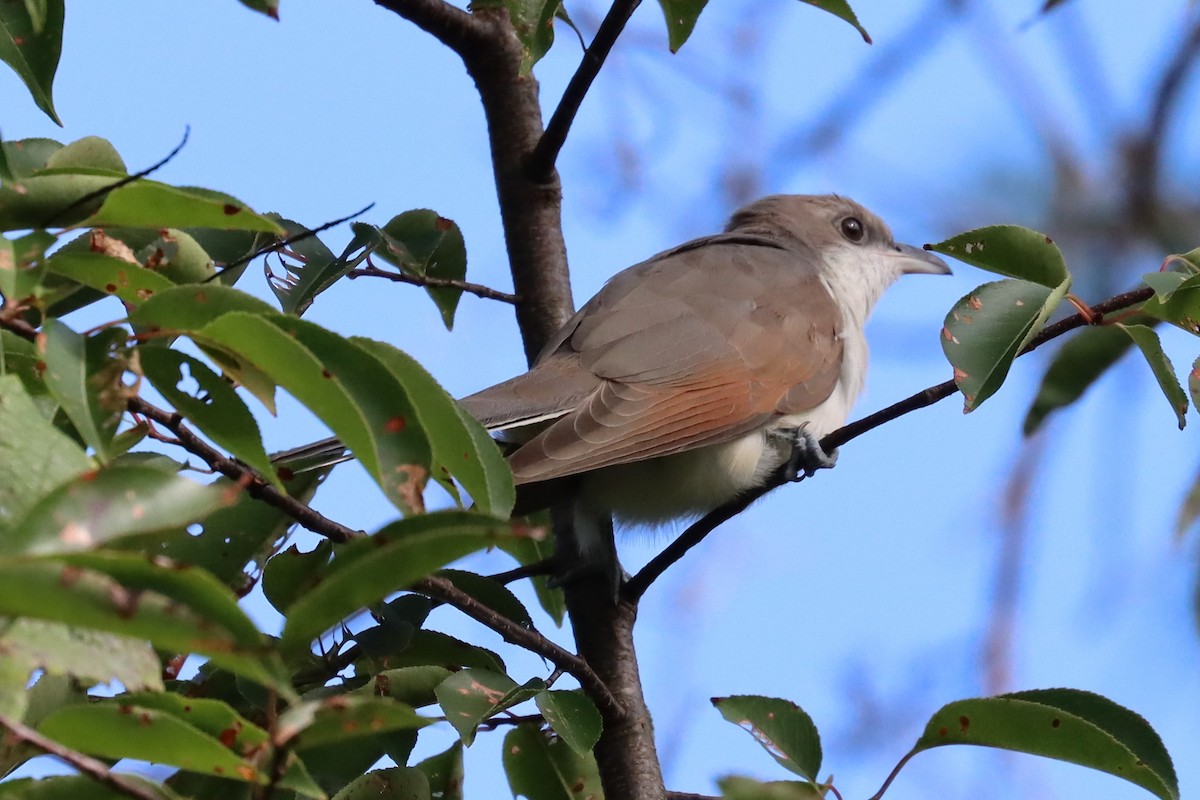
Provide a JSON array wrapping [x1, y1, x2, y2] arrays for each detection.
[[373, 0, 487, 54], [0, 712, 162, 800], [412, 574, 624, 718], [625, 285, 1157, 601], [529, 0, 643, 179], [348, 263, 519, 304]]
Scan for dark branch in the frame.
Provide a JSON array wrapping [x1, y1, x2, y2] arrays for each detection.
[[348, 263, 519, 304], [128, 399, 364, 544], [412, 575, 625, 718], [624, 284, 1157, 602], [373, 0, 487, 56], [40, 127, 191, 228], [529, 0, 643, 180], [0, 712, 163, 800]]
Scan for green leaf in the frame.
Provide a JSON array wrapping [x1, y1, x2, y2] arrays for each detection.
[[141, 348, 281, 488], [656, 0, 707, 52], [505, 0, 559, 73], [119, 467, 327, 592], [0, 619, 162, 693], [267, 217, 344, 315], [262, 540, 333, 613], [435, 668, 544, 746], [38, 703, 261, 782], [0, 775, 178, 800], [279, 512, 514, 655], [535, 690, 602, 756], [85, 182, 284, 234], [0, 137, 62, 179], [43, 251, 175, 307], [913, 689, 1178, 800], [941, 278, 1069, 411], [415, 741, 464, 800], [357, 629, 505, 674], [1023, 325, 1134, 436], [331, 768, 430, 800], [1119, 324, 1188, 429], [502, 723, 603, 800], [0, 375, 89, 529], [1143, 271, 1190, 301], [930, 225, 1070, 288], [798, 0, 871, 44], [352, 338, 514, 516], [0, 171, 126, 232], [37, 321, 125, 461], [717, 776, 826, 799], [3, 465, 228, 556], [0, 557, 287, 692], [1140, 278, 1200, 336], [375, 211, 468, 330], [1189, 354, 1200, 412], [127, 283, 277, 332], [237, 0, 280, 20], [275, 696, 433, 750], [360, 666, 454, 708], [712, 695, 821, 781], [0, 0, 63, 124], [195, 313, 432, 514]]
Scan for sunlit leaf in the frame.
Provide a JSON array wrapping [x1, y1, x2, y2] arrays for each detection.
[[359, 666, 454, 709], [353, 338, 514, 516], [43, 251, 175, 307], [0, 375, 89, 530], [717, 776, 826, 799], [1119, 324, 1188, 429], [0, 620, 162, 694], [3, 465, 228, 556], [930, 225, 1069, 288], [1140, 278, 1200, 336], [0, 0, 63, 124], [941, 278, 1069, 411], [912, 689, 1177, 800], [713, 695, 821, 781]]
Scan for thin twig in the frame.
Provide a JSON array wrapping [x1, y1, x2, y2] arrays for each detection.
[[488, 558, 558, 584], [530, 0, 643, 179], [412, 574, 625, 719], [624, 284, 1156, 602], [207, 203, 376, 283], [477, 712, 545, 731], [0, 712, 163, 800], [348, 263, 519, 304], [39, 127, 191, 228]]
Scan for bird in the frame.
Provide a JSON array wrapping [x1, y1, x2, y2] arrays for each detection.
[[277, 194, 949, 539]]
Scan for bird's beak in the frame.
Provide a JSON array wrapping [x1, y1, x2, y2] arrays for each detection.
[[891, 243, 952, 275]]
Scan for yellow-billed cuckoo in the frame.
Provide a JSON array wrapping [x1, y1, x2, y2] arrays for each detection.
[[278, 194, 949, 530]]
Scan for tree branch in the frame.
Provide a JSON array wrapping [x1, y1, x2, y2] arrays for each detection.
[[0, 712, 163, 800], [127, 399, 364, 544], [348, 263, 519, 304], [624, 284, 1157, 602], [529, 0, 643, 180], [373, 0, 487, 55], [412, 574, 625, 718]]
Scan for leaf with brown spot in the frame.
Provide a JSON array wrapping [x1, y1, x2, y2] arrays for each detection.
[[909, 689, 1177, 800], [713, 695, 821, 782], [503, 723, 602, 800], [435, 668, 544, 745]]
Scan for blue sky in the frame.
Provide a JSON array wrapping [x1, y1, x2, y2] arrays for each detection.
[[3, 2, 1199, 798]]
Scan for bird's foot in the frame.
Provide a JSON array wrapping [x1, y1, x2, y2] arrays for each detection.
[[776, 425, 838, 482]]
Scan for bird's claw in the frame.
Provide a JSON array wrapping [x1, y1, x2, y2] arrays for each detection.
[[778, 426, 838, 482]]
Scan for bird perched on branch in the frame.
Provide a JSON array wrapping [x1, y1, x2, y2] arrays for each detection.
[[279, 194, 949, 542]]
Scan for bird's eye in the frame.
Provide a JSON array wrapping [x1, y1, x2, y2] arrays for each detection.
[[840, 217, 865, 243]]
